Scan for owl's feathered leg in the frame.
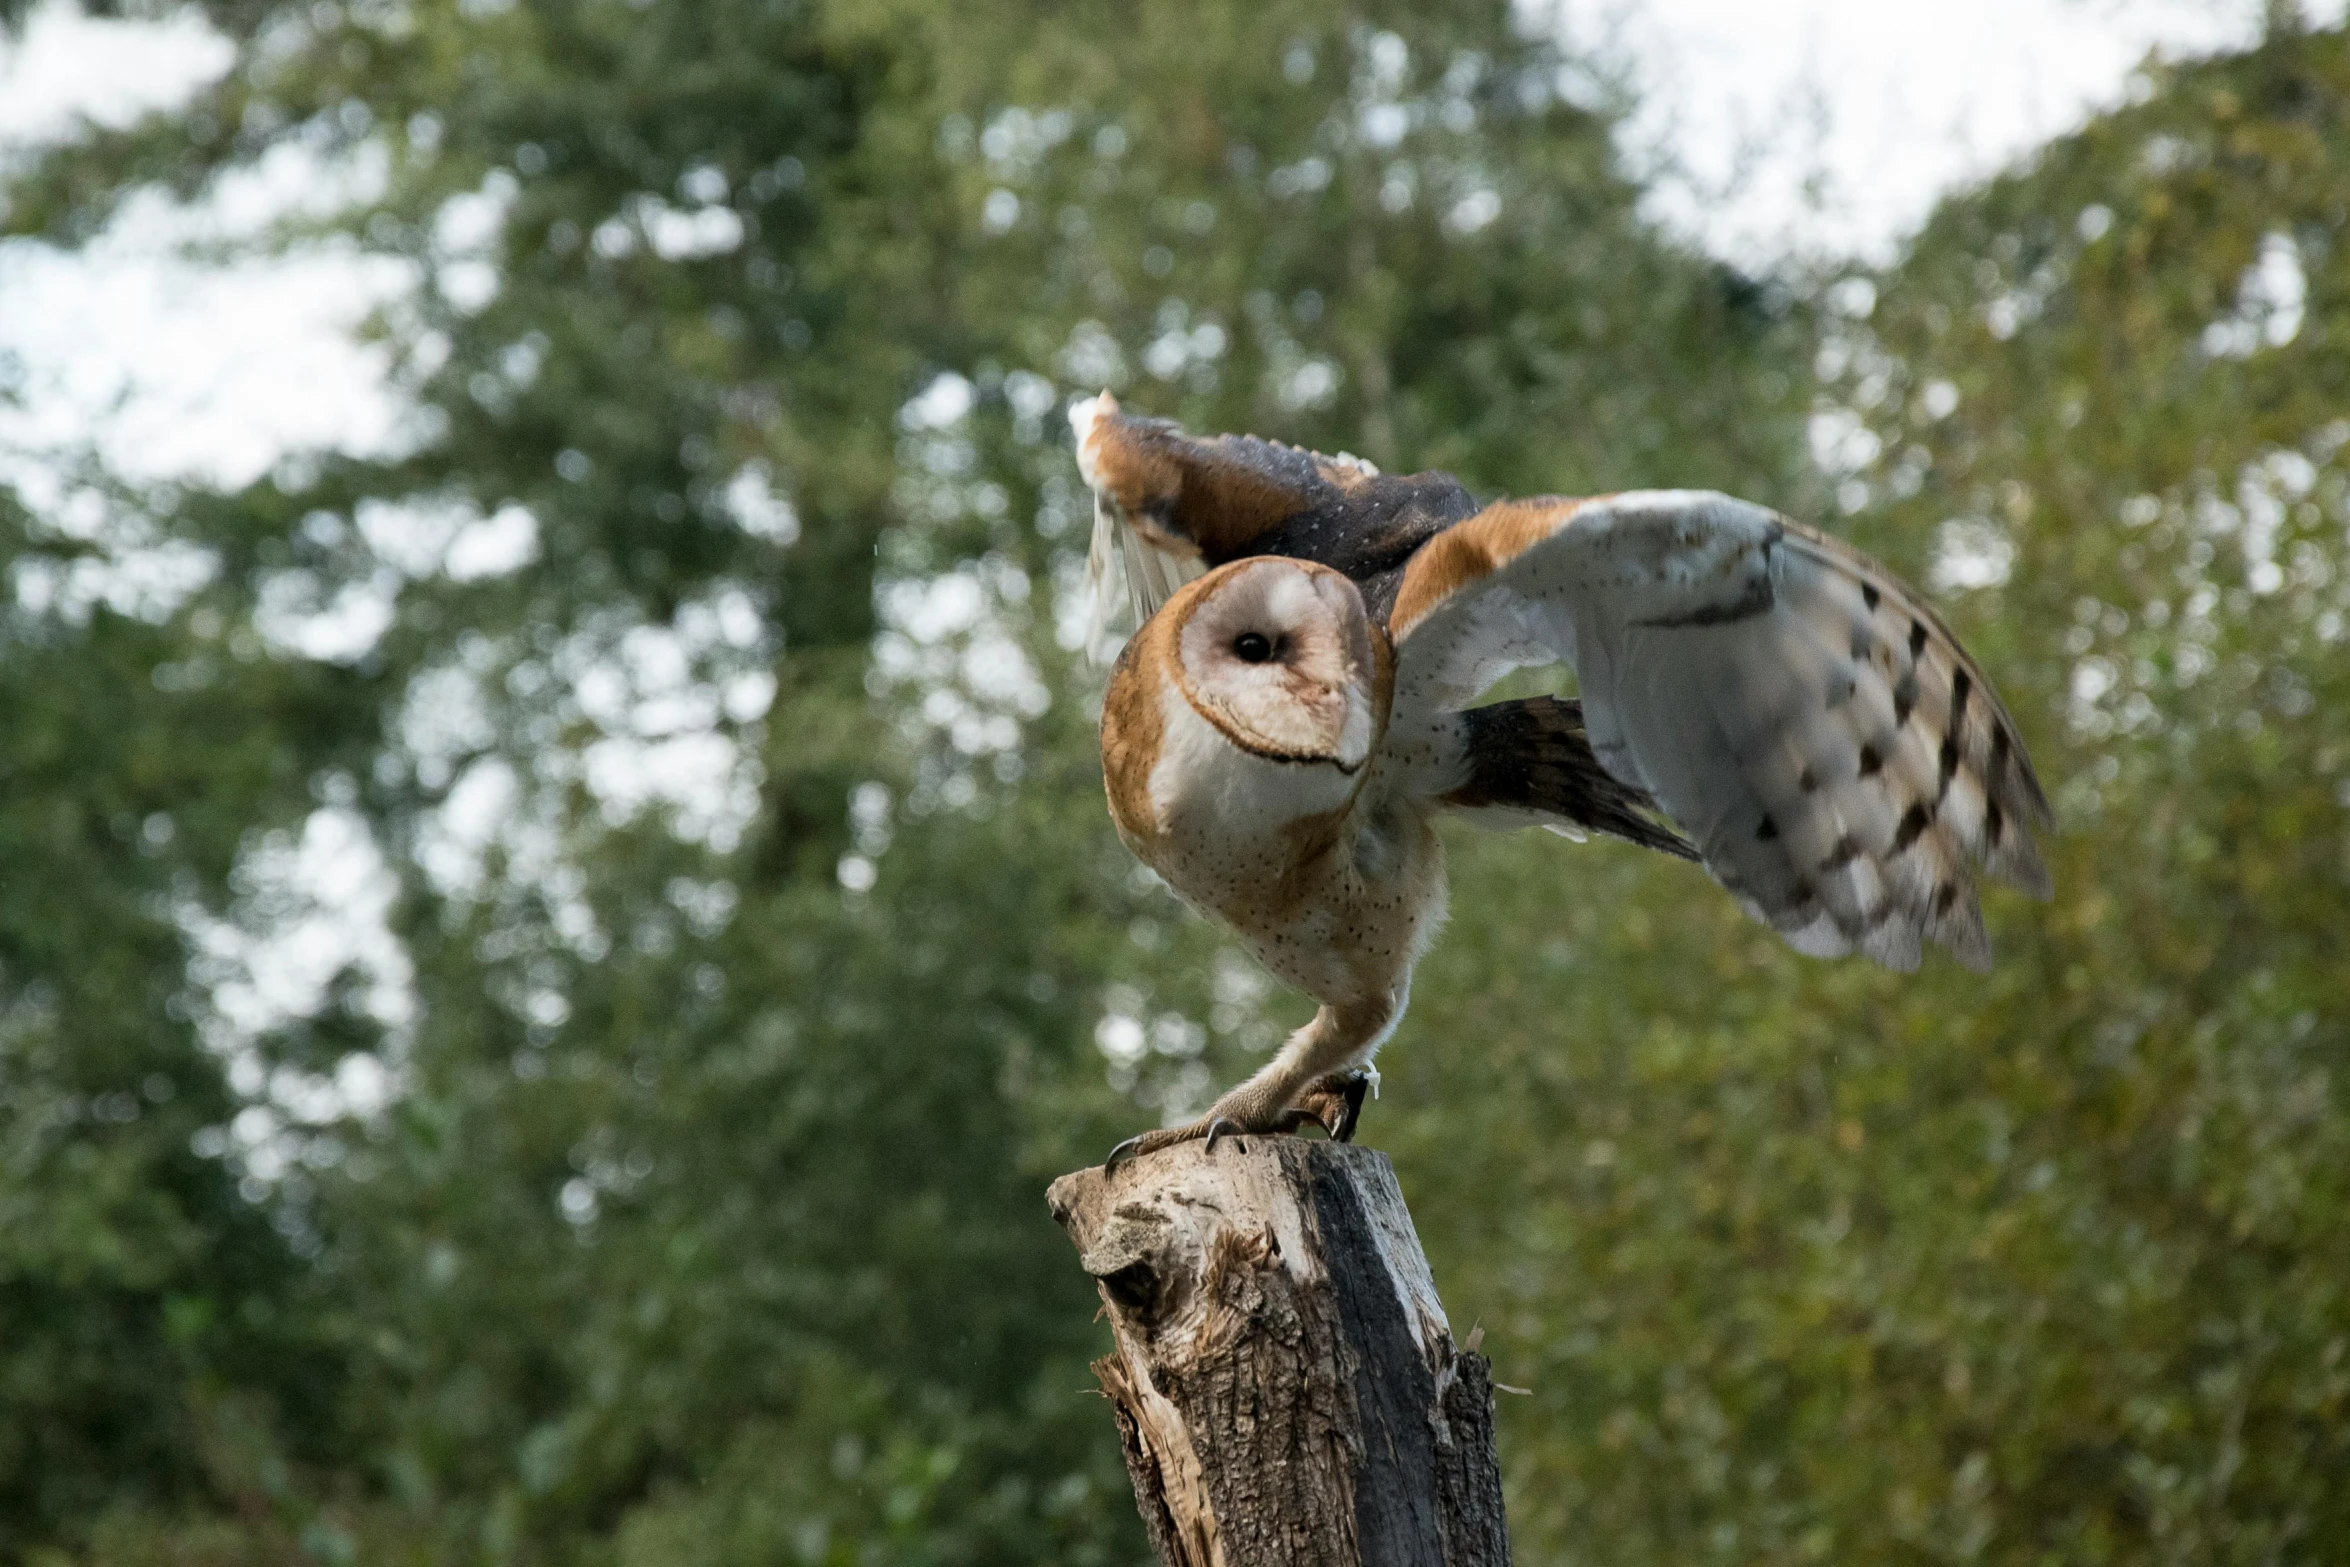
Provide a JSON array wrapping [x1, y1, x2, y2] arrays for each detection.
[[1103, 998, 1393, 1169]]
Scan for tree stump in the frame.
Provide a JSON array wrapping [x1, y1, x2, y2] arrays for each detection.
[[1046, 1138, 1509, 1566]]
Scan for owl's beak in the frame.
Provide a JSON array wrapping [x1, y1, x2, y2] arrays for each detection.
[[1217, 674, 1369, 773], [1313, 572, 1378, 773], [1332, 694, 1373, 772]]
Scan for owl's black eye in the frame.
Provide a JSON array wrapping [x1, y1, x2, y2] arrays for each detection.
[[1232, 632, 1274, 664]]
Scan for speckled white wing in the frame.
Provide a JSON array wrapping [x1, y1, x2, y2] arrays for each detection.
[[1383, 490, 2052, 971]]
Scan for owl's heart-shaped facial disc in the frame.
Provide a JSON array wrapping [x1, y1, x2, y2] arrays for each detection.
[[1175, 558, 1376, 769]]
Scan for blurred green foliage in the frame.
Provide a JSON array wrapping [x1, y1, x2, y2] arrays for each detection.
[[0, 0, 2344, 1562]]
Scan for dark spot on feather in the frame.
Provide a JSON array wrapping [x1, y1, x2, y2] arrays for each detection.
[[1862, 582, 1881, 611], [1799, 764, 1820, 794], [1893, 802, 1932, 853], [1909, 620, 1929, 660], [1892, 671, 1919, 727], [1858, 743, 1883, 777], [1989, 723, 2011, 776], [1949, 667, 1972, 725], [1939, 731, 1961, 787], [1756, 814, 1779, 842], [1933, 883, 1960, 917], [1985, 799, 2004, 847], [1850, 627, 1872, 661], [1820, 835, 1861, 873], [1827, 672, 1857, 708]]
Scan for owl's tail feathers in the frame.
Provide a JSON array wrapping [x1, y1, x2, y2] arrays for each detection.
[[1438, 696, 1698, 861]]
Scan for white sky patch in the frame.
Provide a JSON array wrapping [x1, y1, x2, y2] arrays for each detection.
[[254, 564, 401, 661], [432, 168, 515, 313], [414, 752, 518, 899], [1443, 187, 1502, 236], [415, 752, 520, 899], [247, 498, 542, 661], [12, 536, 217, 621], [6, 475, 221, 622], [189, 805, 414, 1042], [1551, 0, 2350, 264], [902, 370, 976, 430], [2203, 230, 2307, 359], [0, 211, 414, 488], [1141, 302, 1229, 383], [0, 1, 232, 147], [573, 614, 767, 847], [1807, 405, 1882, 476], [722, 460, 801, 544], [444, 501, 541, 579], [408, 589, 777, 889], [181, 803, 414, 1180], [0, 19, 410, 491], [583, 728, 752, 840], [434, 170, 514, 253], [1929, 516, 2017, 593], [635, 192, 746, 260], [349, 493, 542, 580], [357, 494, 471, 576], [873, 555, 1051, 779]]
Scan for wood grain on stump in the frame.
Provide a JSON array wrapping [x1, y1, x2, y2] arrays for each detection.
[[1047, 1139, 1509, 1566]]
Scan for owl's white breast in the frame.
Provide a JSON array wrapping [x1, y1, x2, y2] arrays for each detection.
[[1147, 682, 1358, 857], [1139, 683, 1443, 1004]]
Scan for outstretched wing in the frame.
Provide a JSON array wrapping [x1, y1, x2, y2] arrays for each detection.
[[1383, 491, 2052, 971]]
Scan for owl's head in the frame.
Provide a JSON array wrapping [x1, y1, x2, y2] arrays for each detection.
[[1101, 557, 1383, 845], [1166, 557, 1379, 769]]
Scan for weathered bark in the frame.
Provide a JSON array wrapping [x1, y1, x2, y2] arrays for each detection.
[[1047, 1138, 1509, 1566]]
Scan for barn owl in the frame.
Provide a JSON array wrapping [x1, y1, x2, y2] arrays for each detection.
[[1073, 393, 2050, 1167]]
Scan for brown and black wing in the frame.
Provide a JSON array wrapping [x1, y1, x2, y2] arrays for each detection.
[[1070, 393, 1479, 631]]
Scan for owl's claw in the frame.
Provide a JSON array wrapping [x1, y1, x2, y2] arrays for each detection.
[[1100, 1072, 1378, 1171], [1102, 1125, 1195, 1172], [1103, 1117, 1251, 1172], [1295, 1068, 1373, 1143]]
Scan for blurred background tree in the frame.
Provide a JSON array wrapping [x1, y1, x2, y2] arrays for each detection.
[[0, 1, 2343, 1564]]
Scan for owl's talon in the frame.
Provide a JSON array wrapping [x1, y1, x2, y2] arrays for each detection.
[[1102, 1114, 1259, 1170], [1105, 1095, 1356, 1169], [1328, 1071, 1371, 1142], [1295, 1069, 1374, 1143]]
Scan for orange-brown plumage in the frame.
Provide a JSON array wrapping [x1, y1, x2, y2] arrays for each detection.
[[1387, 495, 1598, 637]]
